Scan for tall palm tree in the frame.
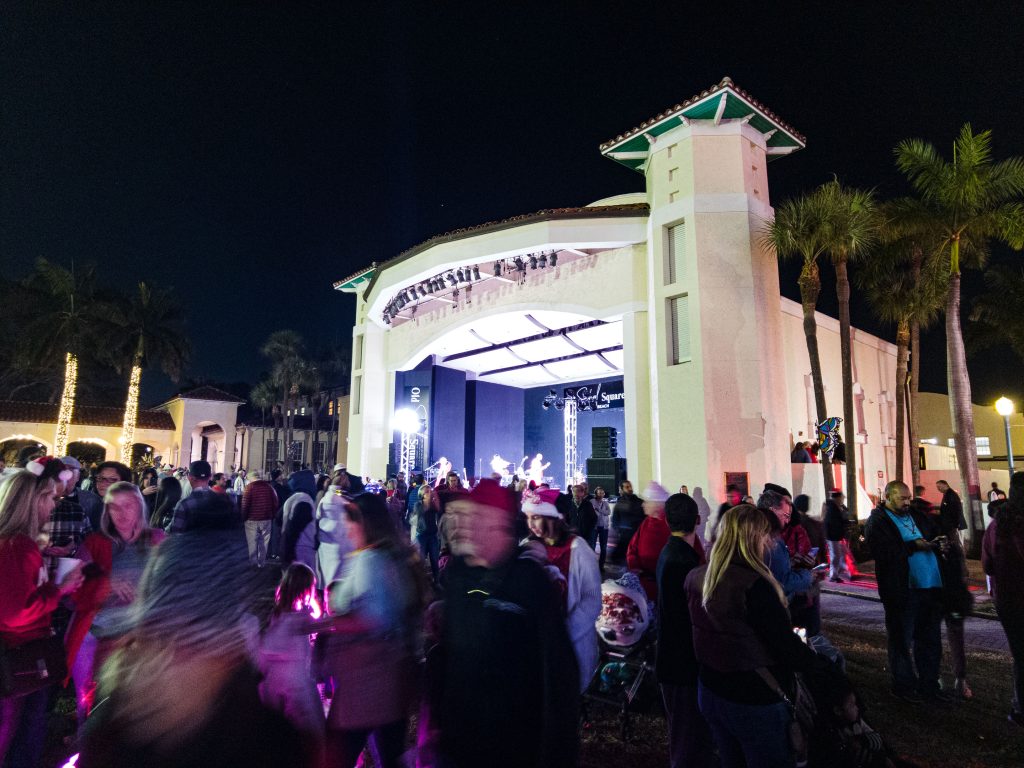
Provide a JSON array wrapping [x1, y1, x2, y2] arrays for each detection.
[[820, 179, 880, 517], [261, 330, 307, 470], [895, 124, 1024, 543], [112, 283, 190, 465], [249, 380, 277, 472], [16, 259, 107, 455], [857, 233, 946, 485], [762, 190, 834, 493]]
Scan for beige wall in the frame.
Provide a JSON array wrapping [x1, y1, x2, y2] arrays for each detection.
[[916, 391, 1024, 468], [0, 421, 175, 464]]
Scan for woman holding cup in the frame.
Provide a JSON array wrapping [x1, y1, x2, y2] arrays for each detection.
[[0, 470, 84, 768], [65, 481, 165, 723]]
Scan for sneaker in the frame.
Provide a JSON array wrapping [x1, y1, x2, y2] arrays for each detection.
[[954, 678, 973, 700], [891, 689, 924, 704], [829, 576, 843, 583]]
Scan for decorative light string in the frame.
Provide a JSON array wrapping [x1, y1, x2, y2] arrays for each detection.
[[53, 352, 78, 457], [119, 362, 142, 464]]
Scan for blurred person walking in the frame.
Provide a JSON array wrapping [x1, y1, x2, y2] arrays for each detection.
[[241, 478, 278, 566]]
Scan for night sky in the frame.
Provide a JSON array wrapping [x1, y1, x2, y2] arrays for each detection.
[[3, 2, 1023, 407]]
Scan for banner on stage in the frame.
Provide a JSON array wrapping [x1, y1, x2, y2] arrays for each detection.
[[564, 379, 624, 411]]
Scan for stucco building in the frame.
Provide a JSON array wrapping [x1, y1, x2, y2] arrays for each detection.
[[335, 77, 910, 515]]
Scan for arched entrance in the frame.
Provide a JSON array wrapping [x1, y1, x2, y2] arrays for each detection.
[[190, 422, 226, 473], [67, 439, 108, 468], [0, 436, 49, 466]]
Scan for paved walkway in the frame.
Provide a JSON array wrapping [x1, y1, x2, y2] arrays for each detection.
[[821, 592, 1009, 653]]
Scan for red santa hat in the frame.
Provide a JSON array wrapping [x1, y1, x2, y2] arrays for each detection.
[[27, 456, 73, 484]]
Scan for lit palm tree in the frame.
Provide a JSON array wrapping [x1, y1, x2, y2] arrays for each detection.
[[15, 259, 107, 455], [895, 125, 1024, 543], [820, 179, 880, 517], [112, 283, 190, 465], [761, 190, 834, 493]]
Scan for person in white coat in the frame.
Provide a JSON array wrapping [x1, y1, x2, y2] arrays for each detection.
[[522, 489, 602, 692], [315, 479, 354, 585]]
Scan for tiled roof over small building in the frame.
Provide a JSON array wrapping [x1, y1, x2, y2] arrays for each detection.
[[173, 386, 245, 403], [0, 401, 176, 430]]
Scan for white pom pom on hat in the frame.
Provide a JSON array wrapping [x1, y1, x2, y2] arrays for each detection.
[[643, 481, 670, 503]]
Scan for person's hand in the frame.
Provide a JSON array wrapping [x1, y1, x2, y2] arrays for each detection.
[[58, 563, 85, 595], [142, 485, 158, 496], [914, 538, 933, 552], [792, 553, 815, 569], [109, 578, 136, 604], [931, 535, 950, 555], [43, 544, 75, 558], [811, 566, 827, 582]]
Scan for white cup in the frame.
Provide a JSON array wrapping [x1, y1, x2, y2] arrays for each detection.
[[55, 557, 82, 582]]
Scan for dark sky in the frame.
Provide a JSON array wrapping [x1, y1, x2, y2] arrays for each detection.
[[3, 2, 1023, 406]]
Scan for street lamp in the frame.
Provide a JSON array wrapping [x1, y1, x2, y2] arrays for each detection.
[[996, 397, 1015, 475], [392, 408, 422, 478]]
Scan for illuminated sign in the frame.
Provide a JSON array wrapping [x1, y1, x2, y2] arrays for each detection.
[[564, 379, 624, 411]]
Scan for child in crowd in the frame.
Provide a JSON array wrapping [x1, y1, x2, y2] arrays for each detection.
[[259, 564, 325, 764], [818, 681, 896, 768]]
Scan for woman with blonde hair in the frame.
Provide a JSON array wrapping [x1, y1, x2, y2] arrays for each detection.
[[684, 504, 823, 768], [66, 481, 166, 723], [0, 471, 84, 767]]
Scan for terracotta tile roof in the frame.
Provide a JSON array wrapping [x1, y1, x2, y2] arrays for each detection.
[[334, 202, 650, 292], [173, 386, 245, 403], [0, 401, 176, 431], [599, 76, 806, 151]]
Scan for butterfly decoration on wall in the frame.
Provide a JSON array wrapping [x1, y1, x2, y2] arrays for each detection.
[[815, 417, 843, 459]]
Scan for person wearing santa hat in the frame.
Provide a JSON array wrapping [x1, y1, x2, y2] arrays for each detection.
[[523, 488, 602, 692], [627, 481, 673, 602]]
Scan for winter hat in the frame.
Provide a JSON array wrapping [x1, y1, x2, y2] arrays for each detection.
[[58, 456, 82, 471], [764, 482, 792, 499], [642, 481, 670, 504], [469, 478, 515, 517], [332, 463, 346, 474], [27, 456, 72, 485], [521, 489, 560, 519]]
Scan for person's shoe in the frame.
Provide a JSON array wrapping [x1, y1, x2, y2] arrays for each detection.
[[1008, 711, 1024, 727], [829, 576, 843, 583], [891, 688, 924, 704], [954, 678, 973, 700]]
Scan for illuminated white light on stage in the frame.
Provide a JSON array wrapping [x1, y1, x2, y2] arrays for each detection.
[[547, 355, 619, 379], [393, 408, 422, 479], [511, 335, 579, 362]]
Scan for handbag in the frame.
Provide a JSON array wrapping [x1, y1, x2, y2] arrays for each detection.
[[756, 667, 816, 763], [0, 632, 67, 698]]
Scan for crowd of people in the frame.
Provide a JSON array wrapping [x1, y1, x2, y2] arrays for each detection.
[[0, 450, 1022, 768]]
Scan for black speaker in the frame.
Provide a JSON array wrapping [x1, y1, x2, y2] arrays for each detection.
[[586, 457, 626, 493], [591, 427, 619, 458]]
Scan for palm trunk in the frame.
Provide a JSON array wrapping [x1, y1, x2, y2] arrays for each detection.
[[836, 259, 857, 518], [311, 400, 320, 470], [799, 261, 833, 493], [946, 267, 983, 554], [271, 404, 281, 471], [908, 319, 922, 489], [894, 317, 910, 482], [53, 352, 78, 457], [119, 343, 144, 465]]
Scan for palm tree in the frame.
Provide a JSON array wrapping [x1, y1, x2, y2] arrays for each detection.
[[895, 124, 1024, 543], [820, 179, 880, 517], [762, 190, 834, 493], [970, 265, 1024, 358], [261, 330, 307, 470], [112, 283, 190, 465], [857, 233, 946, 485], [15, 259, 108, 455], [249, 380, 277, 472]]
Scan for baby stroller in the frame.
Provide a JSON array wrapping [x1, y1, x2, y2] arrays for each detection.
[[582, 573, 661, 742]]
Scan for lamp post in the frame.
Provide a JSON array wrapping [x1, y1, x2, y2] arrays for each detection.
[[996, 397, 1015, 475], [392, 408, 422, 479]]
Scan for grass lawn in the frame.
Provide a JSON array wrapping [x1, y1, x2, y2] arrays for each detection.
[[579, 619, 1022, 768]]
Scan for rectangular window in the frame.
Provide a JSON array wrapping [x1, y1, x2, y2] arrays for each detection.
[[313, 441, 326, 463], [664, 222, 686, 285], [667, 294, 691, 365], [947, 439, 956, 448], [976, 436, 991, 457], [289, 441, 303, 460], [353, 376, 362, 415], [265, 440, 279, 461], [328, 400, 334, 416], [354, 335, 364, 370]]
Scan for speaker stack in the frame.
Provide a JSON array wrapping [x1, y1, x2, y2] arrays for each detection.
[[586, 427, 626, 493]]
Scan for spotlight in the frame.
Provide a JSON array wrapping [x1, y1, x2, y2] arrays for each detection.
[[493, 261, 502, 276], [419, 285, 427, 298], [426, 281, 434, 294], [452, 287, 459, 301], [554, 400, 565, 411], [447, 273, 457, 287], [456, 269, 466, 282], [550, 252, 558, 267], [529, 255, 538, 270], [539, 254, 547, 268], [465, 284, 472, 304], [513, 257, 525, 272], [549, 389, 557, 397], [542, 401, 550, 410], [472, 266, 481, 281]]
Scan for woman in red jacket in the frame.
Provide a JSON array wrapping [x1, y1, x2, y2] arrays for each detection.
[[0, 470, 84, 767]]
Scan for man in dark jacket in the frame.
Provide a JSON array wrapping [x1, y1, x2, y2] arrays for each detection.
[[609, 480, 644, 563], [433, 479, 579, 768], [824, 490, 851, 582], [936, 479, 968, 534], [865, 480, 950, 702], [568, 484, 597, 547], [656, 493, 713, 768]]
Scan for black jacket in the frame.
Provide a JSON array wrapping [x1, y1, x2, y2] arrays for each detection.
[[824, 500, 848, 541], [939, 489, 968, 534], [569, 497, 597, 540], [655, 536, 702, 685], [611, 493, 644, 531], [864, 505, 942, 605]]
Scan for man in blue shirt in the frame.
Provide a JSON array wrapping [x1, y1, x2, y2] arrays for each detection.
[[865, 480, 951, 703]]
